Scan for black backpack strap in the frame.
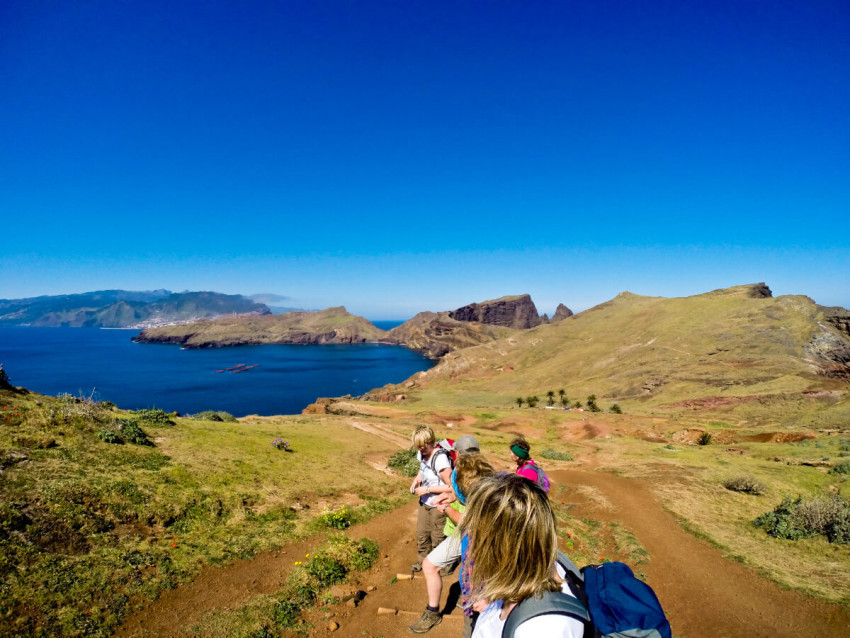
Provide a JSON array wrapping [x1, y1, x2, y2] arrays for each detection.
[[501, 590, 590, 638]]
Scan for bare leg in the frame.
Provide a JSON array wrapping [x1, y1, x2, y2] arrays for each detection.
[[422, 556, 443, 609]]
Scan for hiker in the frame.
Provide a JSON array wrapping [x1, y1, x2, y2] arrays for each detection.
[[409, 444, 494, 635], [459, 473, 584, 638], [509, 435, 550, 492], [409, 425, 454, 572]]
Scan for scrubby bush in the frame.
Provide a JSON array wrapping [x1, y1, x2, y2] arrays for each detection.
[[271, 535, 380, 630], [193, 410, 223, 421], [97, 429, 122, 444], [190, 410, 237, 422], [388, 448, 419, 477], [830, 461, 850, 475], [132, 408, 173, 426], [306, 553, 347, 587], [540, 448, 574, 461], [697, 432, 713, 446], [723, 476, 766, 496], [753, 495, 850, 544], [317, 505, 353, 530], [117, 420, 153, 446], [610, 404, 622, 414]]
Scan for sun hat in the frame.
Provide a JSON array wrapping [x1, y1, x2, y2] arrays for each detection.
[[454, 434, 480, 455]]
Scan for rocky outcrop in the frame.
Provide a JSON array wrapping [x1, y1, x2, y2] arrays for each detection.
[[386, 312, 513, 359], [551, 303, 574, 322], [748, 283, 773, 298], [448, 294, 543, 329], [806, 321, 850, 381], [822, 306, 850, 339]]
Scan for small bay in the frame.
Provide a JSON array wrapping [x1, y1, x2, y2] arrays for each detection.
[[0, 326, 432, 416]]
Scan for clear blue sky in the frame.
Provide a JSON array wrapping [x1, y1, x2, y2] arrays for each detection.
[[2, 1, 848, 319]]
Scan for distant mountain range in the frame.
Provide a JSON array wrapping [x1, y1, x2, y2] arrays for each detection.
[[0, 290, 270, 328]]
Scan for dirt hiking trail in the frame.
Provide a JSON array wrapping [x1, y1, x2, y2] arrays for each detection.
[[117, 464, 850, 638]]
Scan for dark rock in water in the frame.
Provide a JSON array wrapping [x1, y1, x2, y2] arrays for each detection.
[[449, 294, 542, 329], [551, 303, 574, 322]]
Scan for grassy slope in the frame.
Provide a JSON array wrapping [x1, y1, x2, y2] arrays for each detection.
[[402, 284, 850, 428], [0, 388, 407, 637]]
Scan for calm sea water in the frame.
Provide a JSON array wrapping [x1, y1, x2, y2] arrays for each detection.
[[0, 325, 431, 417]]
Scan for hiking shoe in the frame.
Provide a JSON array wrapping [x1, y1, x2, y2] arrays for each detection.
[[411, 561, 423, 572], [409, 609, 442, 633]]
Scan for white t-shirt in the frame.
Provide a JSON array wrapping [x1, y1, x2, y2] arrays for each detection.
[[471, 567, 584, 638], [417, 448, 451, 506]]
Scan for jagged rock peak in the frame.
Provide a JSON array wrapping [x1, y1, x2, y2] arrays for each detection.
[[749, 283, 773, 298], [551, 303, 574, 322], [448, 294, 542, 329]]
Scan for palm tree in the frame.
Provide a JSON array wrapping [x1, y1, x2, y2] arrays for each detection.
[[558, 388, 565, 398], [516, 397, 524, 408]]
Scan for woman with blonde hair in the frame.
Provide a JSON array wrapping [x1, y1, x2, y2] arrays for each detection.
[[458, 473, 583, 638]]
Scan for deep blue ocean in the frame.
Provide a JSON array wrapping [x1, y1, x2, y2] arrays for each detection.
[[0, 323, 431, 417]]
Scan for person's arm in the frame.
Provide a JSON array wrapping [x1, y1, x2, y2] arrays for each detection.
[[437, 501, 463, 524], [410, 471, 423, 493]]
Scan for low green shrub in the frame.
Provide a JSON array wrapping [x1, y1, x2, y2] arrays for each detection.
[[610, 404, 622, 414], [317, 505, 353, 530], [270, 535, 380, 630], [540, 448, 574, 461], [192, 410, 237, 422], [387, 448, 419, 477], [723, 476, 766, 496], [97, 429, 122, 444], [117, 420, 153, 446], [697, 432, 713, 446], [830, 461, 850, 475], [753, 495, 850, 544], [132, 408, 174, 426], [305, 554, 347, 587]]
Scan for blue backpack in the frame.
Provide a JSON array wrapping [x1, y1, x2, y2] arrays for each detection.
[[502, 552, 671, 638]]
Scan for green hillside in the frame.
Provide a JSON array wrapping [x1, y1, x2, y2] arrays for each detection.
[[397, 284, 850, 428]]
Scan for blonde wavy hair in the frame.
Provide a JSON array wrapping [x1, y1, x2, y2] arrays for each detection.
[[454, 453, 495, 498], [411, 425, 436, 449], [458, 472, 560, 605]]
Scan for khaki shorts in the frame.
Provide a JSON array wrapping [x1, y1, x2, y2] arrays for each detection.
[[425, 534, 462, 569]]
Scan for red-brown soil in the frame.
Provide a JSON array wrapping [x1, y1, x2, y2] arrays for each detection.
[[115, 462, 850, 638]]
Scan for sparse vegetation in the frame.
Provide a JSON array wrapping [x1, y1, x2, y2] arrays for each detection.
[[753, 495, 850, 544], [267, 535, 379, 631], [697, 432, 713, 446], [316, 504, 354, 530], [132, 408, 174, 425], [830, 462, 850, 475], [540, 448, 574, 461], [723, 476, 767, 495], [387, 447, 419, 477], [192, 410, 238, 422], [610, 403, 622, 414]]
